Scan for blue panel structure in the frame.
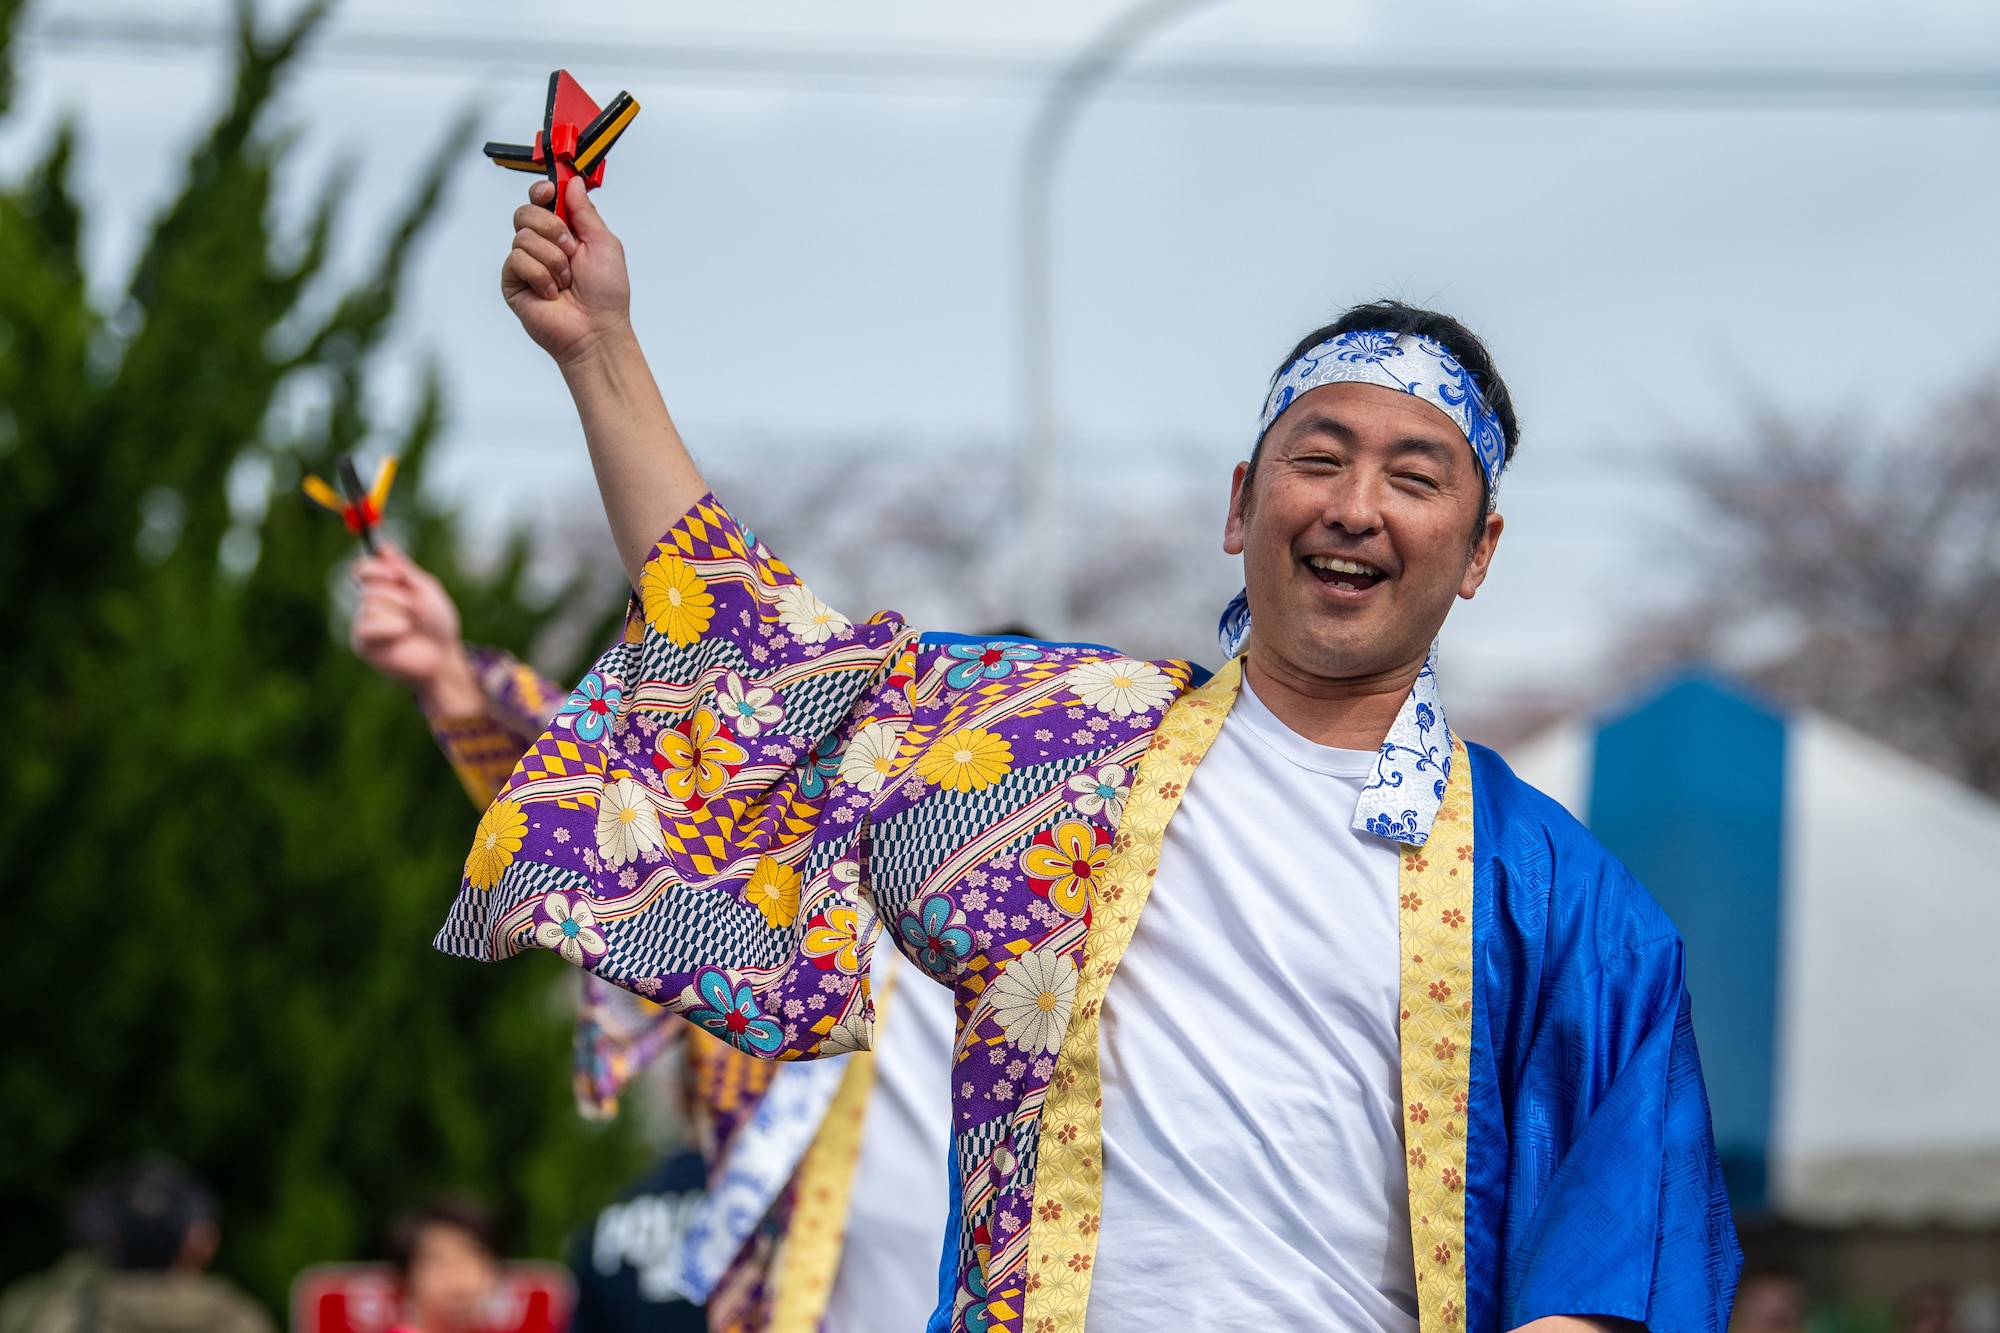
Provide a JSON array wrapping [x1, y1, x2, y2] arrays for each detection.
[[1587, 673, 1786, 1214]]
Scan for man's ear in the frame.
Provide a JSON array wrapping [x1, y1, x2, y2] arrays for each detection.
[[1458, 510, 1504, 600], [1224, 461, 1251, 555]]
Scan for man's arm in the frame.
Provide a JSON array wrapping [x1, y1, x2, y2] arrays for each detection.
[[503, 175, 705, 586]]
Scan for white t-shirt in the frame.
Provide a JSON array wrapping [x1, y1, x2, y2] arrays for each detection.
[[1087, 675, 1418, 1332], [824, 945, 956, 1333]]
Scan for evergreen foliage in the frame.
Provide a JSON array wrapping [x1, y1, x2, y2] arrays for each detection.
[[0, 1, 641, 1313]]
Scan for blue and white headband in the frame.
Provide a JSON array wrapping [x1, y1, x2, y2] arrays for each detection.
[[1219, 328, 1507, 659]]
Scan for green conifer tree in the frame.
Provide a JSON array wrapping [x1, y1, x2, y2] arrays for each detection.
[[0, 1, 642, 1312]]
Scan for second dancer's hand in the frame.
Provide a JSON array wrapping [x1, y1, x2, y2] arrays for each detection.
[[351, 545, 486, 718]]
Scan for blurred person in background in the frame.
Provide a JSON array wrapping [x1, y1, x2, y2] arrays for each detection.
[[442, 173, 1745, 1333], [1901, 1286, 1961, 1333], [350, 547, 954, 1333], [567, 1152, 707, 1333], [0, 1155, 273, 1333], [387, 1200, 503, 1333], [1728, 1271, 1806, 1333]]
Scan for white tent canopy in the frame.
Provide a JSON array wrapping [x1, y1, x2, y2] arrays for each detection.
[[1507, 704, 2000, 1223]]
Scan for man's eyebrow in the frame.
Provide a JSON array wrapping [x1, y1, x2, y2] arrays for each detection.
[[1286, 412, 1356, 445]]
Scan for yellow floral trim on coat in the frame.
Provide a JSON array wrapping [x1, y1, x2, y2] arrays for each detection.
[[767, 963, 897, 1333], [1021, 673, 1478, 1333], [1400, 736, 1475, 1333], [1021, 658, 1241, 1333]]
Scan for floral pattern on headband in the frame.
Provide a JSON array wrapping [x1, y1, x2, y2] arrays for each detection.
[[1258, 329, 1506, 497]]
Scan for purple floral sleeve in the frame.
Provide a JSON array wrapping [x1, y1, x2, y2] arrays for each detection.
[[434, 495, 917, 1061], [431, 497, 1210, 1333]]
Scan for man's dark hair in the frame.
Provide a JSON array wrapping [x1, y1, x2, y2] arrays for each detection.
[[387, 1196, 499, 1276], [71, 1155, 216, 1271], [1240, 299, 1520, 515]]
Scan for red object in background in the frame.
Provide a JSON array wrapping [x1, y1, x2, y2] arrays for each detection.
[[291, 1263, 574, 1333], [482, 71, 640, 225]]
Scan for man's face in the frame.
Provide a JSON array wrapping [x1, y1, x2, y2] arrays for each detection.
[[1224, 381, 1503, 688]]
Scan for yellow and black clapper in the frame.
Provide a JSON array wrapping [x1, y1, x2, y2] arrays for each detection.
[[482, 75, 640, 186], [482, 140, 543, 174], [573, 91, 639, 175]]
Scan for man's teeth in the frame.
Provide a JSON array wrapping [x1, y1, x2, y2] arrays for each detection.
[[1305, 555, 1381, 577]]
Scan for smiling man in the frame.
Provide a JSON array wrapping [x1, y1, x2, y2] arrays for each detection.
[[437, 175, 1741, 1333]]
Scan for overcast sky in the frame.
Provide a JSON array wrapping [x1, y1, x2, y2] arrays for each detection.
[[8, 0, 2000, 706]]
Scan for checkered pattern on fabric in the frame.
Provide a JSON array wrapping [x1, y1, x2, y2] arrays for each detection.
[[953, 1114, 1014, 1261], [432, 882, 495, 961], [634, 620, 737, 702], [799, 825, 858, 889], [599, 873, 795, 977], [943, 1108, 1050, 1323], [428, 650, 577, 808], [434, 857, 594, 961], [868, 754, 1101, 921]]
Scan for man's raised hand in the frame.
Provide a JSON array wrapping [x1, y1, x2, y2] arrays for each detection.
[[502, 176, 633, 367], [496, 170, 707, 588]]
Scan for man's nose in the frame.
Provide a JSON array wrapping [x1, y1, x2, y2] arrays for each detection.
[[1318, 475, 1385, 535]]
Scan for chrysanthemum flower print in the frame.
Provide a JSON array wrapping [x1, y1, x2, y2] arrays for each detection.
[[464, 799, 526, 890], [1065, 657, 1175, 717], [743, 855, 802, 929], [595, 777, 665, 867], [535, 891, 608, 966], [986, 945, 1078, 1055], [915, 727, 1013, 792], [641, 553, 714, 645], [774, 583, 850, 643], [715, 671, 784, 737], [1019, 819, 1109, 917], [1065, 762, 1130, 822], [837, 720, 907, 793], [651, 707, 747, 810]]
